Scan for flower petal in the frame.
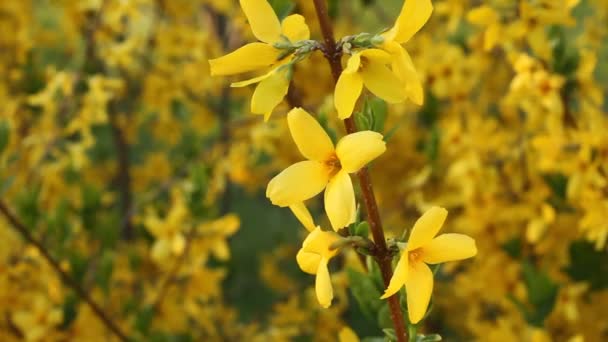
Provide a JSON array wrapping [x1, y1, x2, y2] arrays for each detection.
[[421, 233, 477, 264], [281, 14, 310, 42], [297, 249, 321, 274], [407, 206, 448, 251], [384, 0, 433, 44], [405, 261, 433, 324], [289, 202, 315, 231], [209, 43, 280, 76], [361, 60, 407, 103], [315, 258, 333, 308], [380, 251, 408, 299], [266, 160, 329, 206], [384, 42, 423, 105], [239, 0, 282, 43], [336, 131, 386, 173], [287, 107, 335, 161], [324, 170, 356, 230], [335, 71, 363, 119], [251, 67, 290, 120]]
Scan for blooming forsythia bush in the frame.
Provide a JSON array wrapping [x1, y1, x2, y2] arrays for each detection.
[[1, 0, 607, 341]]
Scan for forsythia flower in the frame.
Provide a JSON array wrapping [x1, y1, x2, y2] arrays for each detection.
[[381, 206, 477, 323], [266, 108, 386, 230], [334, 0, 432, 119], [209, 0, 310, 120], [296, 227, 342, 308]]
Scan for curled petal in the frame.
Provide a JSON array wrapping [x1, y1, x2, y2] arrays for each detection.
[[422, 233, 477, 264], [297, 249, 321, 274], [239, 0, 282, 43], [209, 43, 280, 76], [266, 160, 329, 207], [324, 170, 356, 230], [385, 42, 423, 105], [289, 202, 315, 231], [407, 206, 448, 251], [281, 14, 310, 42], [336, 131, 386, 173], [287, 108, 335, 161], [315, 258, 333, 308], [406, 261, 434, 324], [380, 251, 409, 299]]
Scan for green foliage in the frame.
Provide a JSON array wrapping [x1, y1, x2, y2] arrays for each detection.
[[510, 261, 559, 327], [0, 120, 10, 155], [355, 97, 388, 133], [347, 267, 385, 323], [565, 240, 608, 291]]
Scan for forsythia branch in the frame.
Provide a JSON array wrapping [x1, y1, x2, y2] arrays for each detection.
[[311, 1, 408, 341], [0, 201, 130, 342]]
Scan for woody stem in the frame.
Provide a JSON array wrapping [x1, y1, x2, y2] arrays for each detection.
[[311, 1, 408, 341]]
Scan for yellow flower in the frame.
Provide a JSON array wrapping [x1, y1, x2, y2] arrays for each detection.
[[334, 0, 433, 119], [338, 326, 360, 342], [209, 0, 310, 120], [266, 108, 386, 230], [380, 206, 477, 323], [296, 227, 342, 308]]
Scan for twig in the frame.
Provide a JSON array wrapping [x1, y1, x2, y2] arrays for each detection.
[[0, 201, 129, 342], [311, 1, 408, 341]]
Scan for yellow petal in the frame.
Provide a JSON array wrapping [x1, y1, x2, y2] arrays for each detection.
[[315, 258, 333, 308], [172, 234, 186, 255], [209, 43, 280, 76], [297, 249, 321, 274], [302, 228, 341, 258], [385, 42, 423, 105], [289, 202, 315, 231], [407, 206, 448, 251], [335, 71, 363, 119], [266, 160, 329, 206], [421, 233, 477, 264], [287, 107, 335, 161], [239, 0, 282, 43], [384, 0, 433, 44], [336, 131, 386, 173], [281, 14, 310, 42], [380, 250, 408, 299], [251, 67, 290, 120], [360, 48, 392, 64], [324, 170, 356, 230], [406, 261, 433, 324], [343, 52, 362, 73], [361, 60, 407, 103], [338, 327, 360, 342], [231, 71, 273, 88]]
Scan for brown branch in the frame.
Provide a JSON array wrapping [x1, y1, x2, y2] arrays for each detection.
[[108, 109, 134, 240], [0, 201, 129, 342], [311, 1, 408, 341]]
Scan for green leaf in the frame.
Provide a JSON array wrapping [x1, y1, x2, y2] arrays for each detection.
[[347, 268, 383, 322], [355, 97, 388, 133], [383, 328, 397, 341], [355, 221, 370, 238], [565, 240, 608, 291], [269, 0, 295, 20], [415, 334, 443, 342], [0, 120, 10, 155], [502, 237, 522, 259], [511, 261, 559, 327]]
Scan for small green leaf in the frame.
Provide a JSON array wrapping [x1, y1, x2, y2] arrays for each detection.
[[0, 120, 10, 155], [355, 221, 370, 238], [347, 268, 383, 321], [565, 240, 608, 291], [383, 328, 397, 341]]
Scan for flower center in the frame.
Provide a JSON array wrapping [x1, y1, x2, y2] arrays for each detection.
[[324, 153, 342, 177], [408, 249, 423, 263]]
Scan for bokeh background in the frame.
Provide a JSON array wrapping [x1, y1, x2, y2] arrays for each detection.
[[0, 0, 607, 341]]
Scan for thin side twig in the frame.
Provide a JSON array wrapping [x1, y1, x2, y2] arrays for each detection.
[[0, 201, 129, 342]]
